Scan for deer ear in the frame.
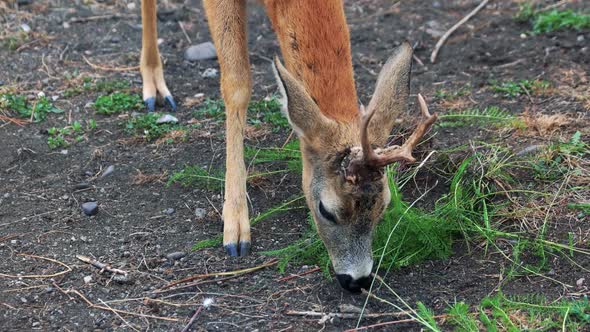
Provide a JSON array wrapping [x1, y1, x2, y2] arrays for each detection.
[[272, 57, 334, 141], [366, 42, 413, 146]]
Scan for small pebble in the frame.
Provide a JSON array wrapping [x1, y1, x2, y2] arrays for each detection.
[[194, 208, 207, 220], [577, 35, 585, 42], [338, 304, 363, 313], [163, 208, 175, 215], [127, 2, 136, 10], [20, 23, 31, 33], [83, 275, 92, 284], [184, 42, 217, 61], [74, 182, 91, 190], [166, 251, 186, 261], [520, 33, 527, 39], [81, 201, 98, 216], [100, 165, 115, 178], [577, 277, 585, 287], [156, 114, 179, 124], [201, 68, 218, 78]]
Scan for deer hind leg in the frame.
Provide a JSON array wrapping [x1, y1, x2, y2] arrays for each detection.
[[140, 0, 176, 111], [204, 0, 252, 256]]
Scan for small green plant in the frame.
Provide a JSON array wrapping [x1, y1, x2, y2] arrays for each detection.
[[0, 93, 62, 122], [533, 9, 590, 34], [531, 131, 588, 181], [434, 84, 471, 100], [168, 165, 225, 190], [46, 120, 95, 149], [125, 113, 185, 141], [490, 79, 550, 98], [515, 3, 536, 22], [94, 92, 143, 115], [438, 106, 522, 128], [447, 301, 479, 332], [1, 31, 30, 51], [245, 140, 302, 172]]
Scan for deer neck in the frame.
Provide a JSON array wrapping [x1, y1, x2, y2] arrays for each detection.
[[265, 0, 359, 123]]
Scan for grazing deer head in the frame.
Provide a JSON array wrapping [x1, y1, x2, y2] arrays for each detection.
[[273, 42, 436, 292]]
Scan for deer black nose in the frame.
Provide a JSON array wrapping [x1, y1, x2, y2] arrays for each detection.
[[335, 274, 372, 293]]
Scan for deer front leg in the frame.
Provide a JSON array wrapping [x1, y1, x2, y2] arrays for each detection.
[[204, 0, 252, 256], [140, 0, 176, 111]]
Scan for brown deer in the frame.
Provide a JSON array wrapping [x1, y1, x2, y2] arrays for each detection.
[[140, 0, 436, 292]]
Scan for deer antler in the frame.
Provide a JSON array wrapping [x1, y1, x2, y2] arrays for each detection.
[[346, 94, 437, 183]]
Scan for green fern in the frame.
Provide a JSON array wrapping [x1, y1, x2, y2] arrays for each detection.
[[438, 106, 521, 128]]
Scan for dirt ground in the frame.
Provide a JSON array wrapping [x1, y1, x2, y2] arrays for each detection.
[[1, 0, 589, 331]]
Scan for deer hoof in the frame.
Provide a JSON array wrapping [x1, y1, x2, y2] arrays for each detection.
[[239, 241, 251, 257], [164, 95, 177, 111], [224, 243, 239, 257], [144, 97, 156, 112]]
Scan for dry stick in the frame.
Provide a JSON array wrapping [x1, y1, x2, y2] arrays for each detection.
[[69, 14, 137, 23], [178, 21, 192, 44], [276, 266, 321, 282], [0, 254, 72, 279], [284, 310, 407, 320], [0, 115, 28, 126], [57, 287, 181, 322], [180, 305, 204, 332], [98, 299, 140, 332], [76, 255, 129, 276], [160, 259, 278, 290], [343, 314, 450, 332], [83, 55, 139, 72], [430, 0, 491, 63]]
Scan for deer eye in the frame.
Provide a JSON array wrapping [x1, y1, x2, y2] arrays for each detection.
[[319, 201, 337, 224]]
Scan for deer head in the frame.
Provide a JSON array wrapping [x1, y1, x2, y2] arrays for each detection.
[[272, 42, 436, 293]]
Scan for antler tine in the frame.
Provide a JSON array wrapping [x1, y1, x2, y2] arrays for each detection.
[[370, 93, 437, 167], [359, 104, 380, 165]]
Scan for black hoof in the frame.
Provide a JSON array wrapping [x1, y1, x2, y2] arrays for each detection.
[[224, 243, 239, 257], [239, 241, 251, 257], [164, 95, 177, 111], [144, 97, 156, 112]]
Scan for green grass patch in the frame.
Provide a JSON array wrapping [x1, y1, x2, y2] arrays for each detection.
[[490, 79, 551, 98], [446, 293, 590, 331], [168, 165, 225, 190], [531, 131, 588, 182], [46, 120, 97, 149], [1, 31, 31, 51], [194, 96, 288, 131], [438, 106, 524, 128], [245, 139, 302, 172], [64, 77, 131, 98], [0, 93, 62, 122], [516, 5, 590, 34], [94, 92, 143, 115], [125, 113, 186, 141]]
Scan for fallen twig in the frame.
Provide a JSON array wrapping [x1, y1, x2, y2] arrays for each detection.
[[285, 310, 408, 320], [76, 255, 129, 276], [430, 0, 491, 63], [56, 286, 181, 322], [343, 314, 450, 332], [0, 254, 72, 279], [276, 266, 321, 282], [181, 305, 204, 332], [83, 55, 139, 72], [69, 14, 137, 23], [0, 115, 28, 126], [159, 259, 278, 290]]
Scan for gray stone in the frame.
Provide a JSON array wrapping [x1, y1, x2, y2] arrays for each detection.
[[194, 208, 207, 220], [184, 42, 217, 61], [201, 68, 218, 78], [100, 165, 115, 178], [166, 251, 186, 261], [81, 202, 98, 216], [74, 182, 90, 190], [163, 208, 175, 215], [156, 114, 178, 124]]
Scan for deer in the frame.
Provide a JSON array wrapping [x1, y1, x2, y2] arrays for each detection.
[[140, 0, 437, 293]]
